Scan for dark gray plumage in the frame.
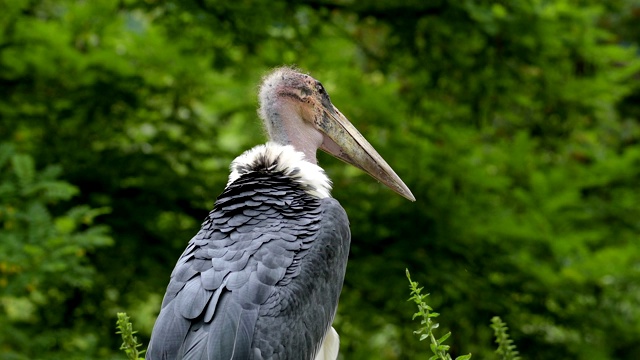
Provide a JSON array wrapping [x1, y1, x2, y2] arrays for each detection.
[[146, 151, 350, 360]]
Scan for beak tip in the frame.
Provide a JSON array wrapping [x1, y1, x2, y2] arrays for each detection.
[[398, 185, 416, 202]]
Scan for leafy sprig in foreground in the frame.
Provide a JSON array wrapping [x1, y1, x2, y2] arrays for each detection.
[[116, 312, 145, 360], [406, 269, 472, 360], [491, 316, 521, 360]]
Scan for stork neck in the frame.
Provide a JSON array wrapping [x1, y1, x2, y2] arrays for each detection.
[[264, 101, 322, 165]]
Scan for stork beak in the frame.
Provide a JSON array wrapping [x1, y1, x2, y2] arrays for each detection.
[[317, 104, 416, 202]]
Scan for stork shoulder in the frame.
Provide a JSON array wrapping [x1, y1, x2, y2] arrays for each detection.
[[227, 142, 332, 199]]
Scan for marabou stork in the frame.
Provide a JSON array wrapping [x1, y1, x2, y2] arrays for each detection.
[[147, 67, 415, 360]]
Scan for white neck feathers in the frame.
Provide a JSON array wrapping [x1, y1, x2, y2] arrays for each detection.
[[227, 142, 332, 199]]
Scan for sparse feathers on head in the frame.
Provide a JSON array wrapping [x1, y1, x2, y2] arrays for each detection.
[[259, 67, 300, 120], [256, 67, 328, 164]]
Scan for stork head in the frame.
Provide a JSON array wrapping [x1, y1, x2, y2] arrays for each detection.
[[259, 67, 415, 202]]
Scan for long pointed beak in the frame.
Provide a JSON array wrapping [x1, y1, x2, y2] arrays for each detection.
[[316, 104, 416, 202]]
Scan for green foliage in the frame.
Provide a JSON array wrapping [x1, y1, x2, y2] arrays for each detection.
[[0, 143, 113, 358], [491, 317, 521, 360], [1, 0, 640, 359], [116, 312, 145, 360], [407, 270, 472, 360]]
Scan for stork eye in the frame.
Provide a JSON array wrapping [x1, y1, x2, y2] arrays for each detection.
[[316, 83, 325, 94]]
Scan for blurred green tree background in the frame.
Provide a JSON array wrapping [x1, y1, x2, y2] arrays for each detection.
[[2, 0, 640, 359]]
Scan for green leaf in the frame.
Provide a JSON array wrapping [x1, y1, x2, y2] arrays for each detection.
[[11, 154, 35, 186], [0, 143, 14, 169], [438, 332, 451, 344]]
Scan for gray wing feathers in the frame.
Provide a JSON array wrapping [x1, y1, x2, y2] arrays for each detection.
[[176, 278, 213, 319], [179, 325, 208, 360], [250, 197, 350, 360], [204, 284, 225, 323], [147, 174, 350, 360], [146, 300, 192, 359], [209, 294, 258, 360]]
